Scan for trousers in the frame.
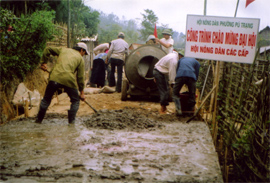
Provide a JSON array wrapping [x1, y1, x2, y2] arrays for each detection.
[[37, 81, 80, 122], [173, 77, 196, 109], [109, 58, 124, 92], [153, 69, 169, 106]]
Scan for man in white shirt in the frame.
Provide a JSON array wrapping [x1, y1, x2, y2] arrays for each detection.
[[107, 32, 129, 92], [153, 51, 181, 114], [155, 29, 174, 54]]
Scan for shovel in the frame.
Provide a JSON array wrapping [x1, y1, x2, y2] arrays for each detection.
[[84, 100, 98, 113], [186, 84, 217, 123]]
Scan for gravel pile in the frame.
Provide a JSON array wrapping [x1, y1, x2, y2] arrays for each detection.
[[83, 108, 164, 130]]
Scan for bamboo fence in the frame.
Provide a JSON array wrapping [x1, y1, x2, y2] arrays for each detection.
[[46, 23, 68, 48], [197, 55, 269, 182]]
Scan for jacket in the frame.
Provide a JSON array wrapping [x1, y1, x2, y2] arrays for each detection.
[[175, 57, 200, 81], [41, 47, 85, 91]]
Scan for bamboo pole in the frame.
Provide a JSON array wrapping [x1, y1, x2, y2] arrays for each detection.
[[212, 61, 220, 145], [204, 0, 207, 15], [226, 165, 230, 182], [67, 0, 70, 48], [218, 135, 223, 152], [196, 89, 202, 119], [225, 63, 234, 114], [228, 49, 260, 144], [200, 62, 211, 101], [224, 147, 228, 181], [186, 84, 217, 123], [209, 62, 215, 119], [234, 0, 240, 17]]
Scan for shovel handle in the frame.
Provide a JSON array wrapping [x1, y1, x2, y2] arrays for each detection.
[[84, 100, 98, 113], [186, 84, 217, 123]]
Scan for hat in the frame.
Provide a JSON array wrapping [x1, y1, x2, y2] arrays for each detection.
[[178, 50, 185, 57], [76, 42, 89, 55], [118, 32, 125, 37], [146, 35, 155, 42], [162, 29, 172, 36]]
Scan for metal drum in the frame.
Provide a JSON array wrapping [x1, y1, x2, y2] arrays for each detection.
[[122, 45, 166, 100]]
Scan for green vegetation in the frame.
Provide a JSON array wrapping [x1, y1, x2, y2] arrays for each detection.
[[140, 9, 159, 41], [0, 0, 100, 87], [0, 9, 56, 87], [258, 26, 270, 47]]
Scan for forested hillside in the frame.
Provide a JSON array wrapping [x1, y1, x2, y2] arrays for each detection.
[[95, 9, 186, 48], [0, 0, 186, 88]]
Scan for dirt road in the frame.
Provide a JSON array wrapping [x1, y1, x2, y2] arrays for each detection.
[[0, 90, 223, 183]]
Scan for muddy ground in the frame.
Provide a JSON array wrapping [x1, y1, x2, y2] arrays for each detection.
[[0, 90, 223, 183]]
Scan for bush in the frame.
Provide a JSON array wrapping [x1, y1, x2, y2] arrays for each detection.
[[0, 9, 56, 88]]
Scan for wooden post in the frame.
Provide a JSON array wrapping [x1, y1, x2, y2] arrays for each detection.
[[218, 135, 223, 152], [200, 62, 211, 101], [55, 91, 59, 104], [24, 100, 29, 118], [16, 104, 19, 117], [208, 61, 215, 122], [212, 61, 220, 145], [196, 89, 203, 121], [67, 0, 70, 48], [226, 165, 230, 182], [224, 147, 228, 181], [209, 62, 215, 111], [234, 0, 240, 17], [204, 0, 207, 15]]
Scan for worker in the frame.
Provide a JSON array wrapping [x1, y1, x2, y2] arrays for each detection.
[[146, 35, 158, 45], [107, 32, 129, 93], [35, 42, 88, 124], [104, 42, 111, 85], [173, 51, 200, 116], [153, 51, 181, 114], [155, 29, 174, 54], [87, 42, 111, 87], [90, 52, 107, 88], [93, 42, 110, 55]]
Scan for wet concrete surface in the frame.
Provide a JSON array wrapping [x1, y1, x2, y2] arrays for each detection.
[[0, 109, 223, 183]]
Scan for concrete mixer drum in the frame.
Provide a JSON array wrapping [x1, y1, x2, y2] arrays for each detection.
[[121, 45, 167, 101]]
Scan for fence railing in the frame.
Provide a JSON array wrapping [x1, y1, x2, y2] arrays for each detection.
[[197, 58, 269, 182]]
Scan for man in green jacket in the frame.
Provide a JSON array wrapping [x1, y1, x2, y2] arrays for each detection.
[[36, 42, 89, 124]]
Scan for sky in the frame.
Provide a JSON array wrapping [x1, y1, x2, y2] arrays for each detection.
[[84, 0, 270, 33]]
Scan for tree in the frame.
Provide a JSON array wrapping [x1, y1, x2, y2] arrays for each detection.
[[97, 13, 124, 43], [96, 12, 140, 45], [123, 20, 140, 44], [48, 0, 68, 23], [83, 7, 99, 36], [1, 0, 100, 43], [99, 23, 122, 44], [0, 0, 48, 16], [139, 9, 158, 41]]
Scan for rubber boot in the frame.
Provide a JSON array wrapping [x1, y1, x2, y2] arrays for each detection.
[[173, 97, 182, 116], [160, 105, 167, 114], [35, 110, 46, 124], [68, 110, 76, 124]]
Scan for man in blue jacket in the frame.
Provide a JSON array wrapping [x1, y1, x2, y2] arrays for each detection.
[[173, 51, 200, 116]]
